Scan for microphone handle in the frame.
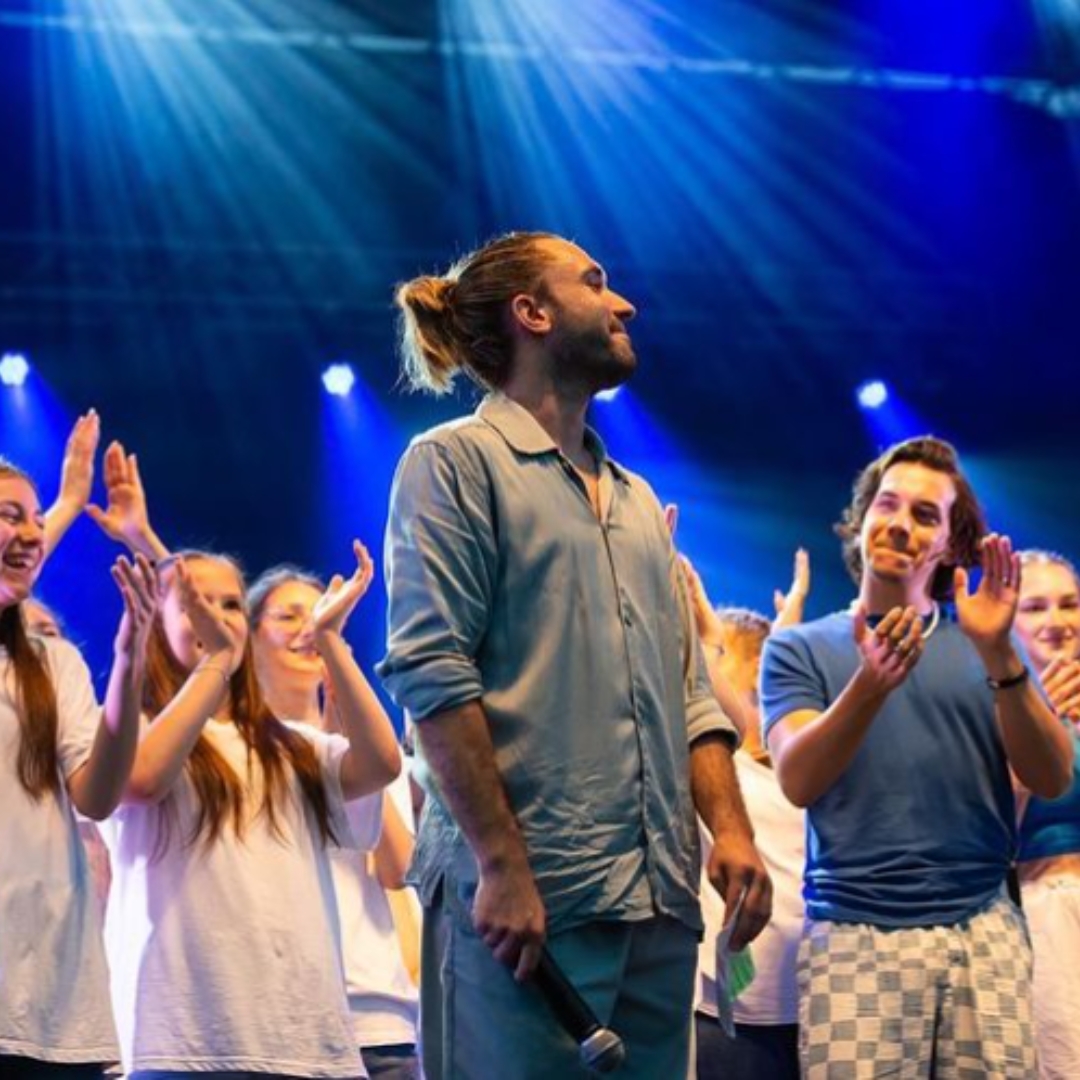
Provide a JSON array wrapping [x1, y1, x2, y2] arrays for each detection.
[[533, 946, 601, 1041]]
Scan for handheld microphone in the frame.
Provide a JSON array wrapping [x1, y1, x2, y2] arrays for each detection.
[[532, 947, 627, 1074]]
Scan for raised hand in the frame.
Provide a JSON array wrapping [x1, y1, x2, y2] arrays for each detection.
[[955, 534, 1020, 653], [86, 441, 155, 551], [1041, 657, 1080, 724], [176, 560, 245, 672], [311, 540, 375, 639], [44, 410, 102, 557], [57, 410, 101, 513], [111, 553, 158, 664], [680, 554, 727, 649], [773, 547, 811, 629], [853, 604, 924, 694]]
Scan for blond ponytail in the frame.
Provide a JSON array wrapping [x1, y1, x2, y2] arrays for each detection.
[[395, 276, 462, 395]]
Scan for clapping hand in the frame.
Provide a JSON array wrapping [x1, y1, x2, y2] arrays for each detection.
[[1041, 657, 1080, 725], [853, 605, 925, 694], [773, 548, 810, 629], [955, 534, 1020, 653], [111, 553, 158, 665], [86, 441, 153, 548], [679, 555, 727, 649], [57, 410, 101, 514], [175, 560, 244, 673], [311, 540, 375, 640]]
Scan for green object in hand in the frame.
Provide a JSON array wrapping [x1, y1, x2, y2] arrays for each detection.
[[728, 946, 756, 1000]]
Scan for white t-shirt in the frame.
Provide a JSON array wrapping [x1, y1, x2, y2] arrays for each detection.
[[101, 718, 381, 1077], [0, 637, 119, 1064], [697, 752, 806, 1025], [331, 767, 420, 1048]]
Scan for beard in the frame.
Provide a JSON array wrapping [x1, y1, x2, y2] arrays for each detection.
[[549, 320, 637, 394]]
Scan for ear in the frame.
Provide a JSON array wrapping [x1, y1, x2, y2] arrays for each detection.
[[509, 292, 552, 337]]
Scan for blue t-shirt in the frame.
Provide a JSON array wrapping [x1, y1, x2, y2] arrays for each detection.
[[761, 609, 1015, 928], [1018, 727, 1080, 862]]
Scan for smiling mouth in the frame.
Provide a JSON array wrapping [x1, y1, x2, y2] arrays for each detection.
[[2, 552, 40, 573]]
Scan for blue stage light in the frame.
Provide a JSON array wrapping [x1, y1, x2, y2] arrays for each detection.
[[595, 386, 623, 403], [856, 379, 889, 410], [322, 363, 356, 397], [0, 353, 30, 387]]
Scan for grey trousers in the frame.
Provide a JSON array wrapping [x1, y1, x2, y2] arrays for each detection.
[[419, 879, 698, 1080]]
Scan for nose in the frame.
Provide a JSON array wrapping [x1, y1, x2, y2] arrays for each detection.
[[17, 518, 44, 547], [1046, 604, 1068, 629], [886, 509, 912, 538], [611, 290, 636, 322]]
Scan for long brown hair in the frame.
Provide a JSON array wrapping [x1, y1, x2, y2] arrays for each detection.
[[143, 552, 337, 851], [0, 459, 59, 800], [395, 230, 561, 395]]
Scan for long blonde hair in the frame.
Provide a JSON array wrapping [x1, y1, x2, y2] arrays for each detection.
[[143, 552, 337, 852]]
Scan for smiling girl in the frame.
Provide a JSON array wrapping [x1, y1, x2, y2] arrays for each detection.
[[99, 546, 401, 1080], [0, 458, 156, 1077], [1015, 550, 1080, 1080], [248, 567, 420, 1080]]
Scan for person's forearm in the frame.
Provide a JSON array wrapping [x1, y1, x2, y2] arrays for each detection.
[[414, 699, 530, 874], [374, 796, 415, 890], [982, 643, 1074, 798], [317, 632, 401, 798], [68, 655, 144, 819], [691, 733, 754, 839], [418, 698, 545, 977], [126, 653, 230, 802], [123, 522, 170, 562], [770, 670, 889, 807], [43, 499, 81, 559], [772, 592, 807, 631], [702, 651, 749, 739]]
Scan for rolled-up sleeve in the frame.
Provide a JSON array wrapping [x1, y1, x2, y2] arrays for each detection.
[[686, 639, 739, 748], [672, 547, 740, 749], [643, 492, 738, 751], [376, 439, 496, 721]]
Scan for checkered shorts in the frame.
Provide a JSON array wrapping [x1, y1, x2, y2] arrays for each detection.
[[798, 894, 1035, 1079]]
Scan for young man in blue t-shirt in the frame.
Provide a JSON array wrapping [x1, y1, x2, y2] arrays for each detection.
[[761, 436, 1073, 1078]]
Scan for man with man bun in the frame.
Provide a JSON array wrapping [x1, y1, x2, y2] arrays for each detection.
[[377, 232, 770, 1079], [761, 436, 1074, 1078]]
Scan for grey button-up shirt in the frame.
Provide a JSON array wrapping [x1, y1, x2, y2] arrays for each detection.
[[377, 393, 737, 934]]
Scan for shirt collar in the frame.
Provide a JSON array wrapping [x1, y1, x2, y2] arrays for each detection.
[[477, 392, 630, 484]]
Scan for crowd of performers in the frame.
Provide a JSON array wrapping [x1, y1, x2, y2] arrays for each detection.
[[2, 231, 1079, 1080]]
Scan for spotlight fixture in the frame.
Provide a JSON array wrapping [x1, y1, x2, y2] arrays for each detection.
[[595, 386, 623, 403], [856, 379, 889, 410], [0, 352, 30, 387], [322, 362, 356, 397]]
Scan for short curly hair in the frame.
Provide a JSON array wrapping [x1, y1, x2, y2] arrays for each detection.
[[834, 436, 986, 602]]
